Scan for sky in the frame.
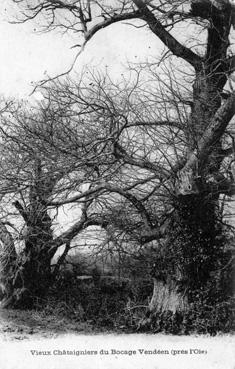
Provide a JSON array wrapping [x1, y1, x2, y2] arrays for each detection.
[[0, 1, 162, 102], [0, 4, 70, 98], [0, 3, 234, 108]]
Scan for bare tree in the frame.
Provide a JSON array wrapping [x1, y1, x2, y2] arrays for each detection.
[[7, 0, 235, 328], [0, 101, 108, 308]]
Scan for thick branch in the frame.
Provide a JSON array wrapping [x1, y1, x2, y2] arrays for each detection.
[[48, 185, 106, 207], [52, 241, 71, 279], [225, 55, 235, 75], [128, 120, 183, 129], [140, 229, 163, 244], [0, 222, 17, 276], [114, 142, 170, 178], [190, 0, 228, 19], [105, 185, 153, 229], [184, 93, 235, 171], [51, 216, 108, 251], [139, 214, 173, 244], [85, 11, 142, 42], [48, 174, 160, 207], [51, 183, 153, 229], [132, 0, 202, 69], [13, 201, 29, 224]]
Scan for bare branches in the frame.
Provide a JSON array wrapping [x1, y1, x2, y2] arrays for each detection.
[[84, 10, 142, 42], [3, 0, 235, 250], [132, 0, 202, 69], [11, 0, 204, 72]]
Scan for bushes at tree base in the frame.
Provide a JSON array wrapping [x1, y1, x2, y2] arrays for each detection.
[[139, 297, 234, 335], [36, 274, 152, 330], [34, 269, 234, 335]]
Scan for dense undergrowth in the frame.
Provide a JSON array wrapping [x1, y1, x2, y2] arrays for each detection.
[[33, 271, 234, 335], [40, 275, 151, 332]]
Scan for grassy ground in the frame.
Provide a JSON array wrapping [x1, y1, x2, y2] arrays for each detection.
[[0, 307, 95, 340]]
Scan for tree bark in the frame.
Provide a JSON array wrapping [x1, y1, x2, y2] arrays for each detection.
[[145, 3, 234, 329], [1, 215, 55, 309], [0, 222, 17, 305]]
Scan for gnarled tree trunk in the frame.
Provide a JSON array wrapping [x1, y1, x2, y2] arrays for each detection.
[[1, 161, 59, 309], [0, 222, 17, 305], [143, 2, 235, 332]]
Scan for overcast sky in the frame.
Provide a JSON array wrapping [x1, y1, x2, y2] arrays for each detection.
[[0, 1, 162, 102], [0, 2, 234, 101]]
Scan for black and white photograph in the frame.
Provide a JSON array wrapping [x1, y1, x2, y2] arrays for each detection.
[[0, 1, 234, 368]]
